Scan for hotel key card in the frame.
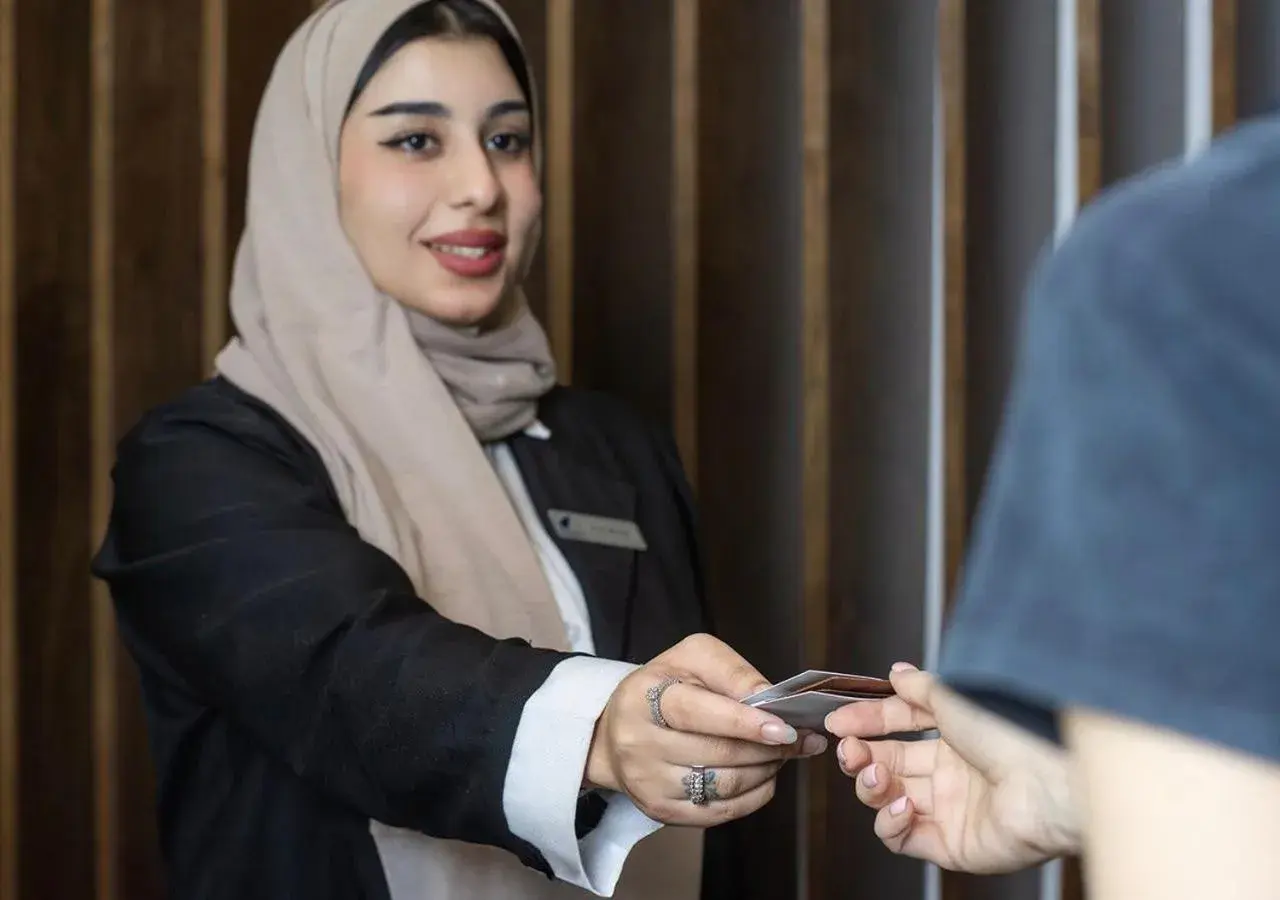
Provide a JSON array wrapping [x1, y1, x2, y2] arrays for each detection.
[[741, 670, 895, 733]]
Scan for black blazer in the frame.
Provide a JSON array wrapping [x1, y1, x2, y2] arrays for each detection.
[[92, 377, 740, 900]]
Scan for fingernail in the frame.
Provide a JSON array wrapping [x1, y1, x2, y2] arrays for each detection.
[[890, 662, 916, 673], [802, 734, 828, 755], [862, 763, 879, 788], [889, 796, 908, 815], [762, 722, 798, 745], [836, 740, 847, 768], [746, 682, 772, 698]]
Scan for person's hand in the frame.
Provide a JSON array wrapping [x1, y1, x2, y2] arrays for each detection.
[[585, 633, 828, 826], [825, 663, 1079, 874]]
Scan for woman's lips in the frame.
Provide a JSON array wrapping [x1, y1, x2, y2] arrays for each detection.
[[423, 230, 507, 278]]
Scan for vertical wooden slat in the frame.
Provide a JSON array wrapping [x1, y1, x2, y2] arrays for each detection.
[[1233, 0, 1280, 120], [799, 2, 829, 897], [672, 0, 699, 482], [90, 0, 118, 896], [544, 0, 574, 381], [0, 0, 16, 891], [696, 3, 804, 898], [1077, 0, 1102, 205], [112, 1, 207, 896], [1213, 0, 1238, 133], [940, 0, 968, 613], [569, 3, 674, 425], [940, 5, 967, 900], [1100, 0, 1189, 185], [203, 0, 228, 368], [827, 2, 936, 897], [225, 0, 315, 343], [16, 1, 96, 897]]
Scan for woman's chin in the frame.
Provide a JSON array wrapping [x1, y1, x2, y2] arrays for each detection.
[[396, 293, 506, 330]]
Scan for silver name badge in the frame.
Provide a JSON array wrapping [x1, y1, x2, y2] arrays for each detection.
[[547, 509, 648, 551]]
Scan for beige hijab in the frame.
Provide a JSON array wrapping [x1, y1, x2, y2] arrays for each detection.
[[216, 0, 570, 654]]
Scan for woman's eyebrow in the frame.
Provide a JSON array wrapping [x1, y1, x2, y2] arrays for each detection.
[[367, 99, 528, 119], [369, 100, 450, 117], [484, 99, 528, 119]]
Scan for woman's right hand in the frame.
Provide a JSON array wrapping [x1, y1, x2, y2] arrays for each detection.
[[584, 633, 828, 826]]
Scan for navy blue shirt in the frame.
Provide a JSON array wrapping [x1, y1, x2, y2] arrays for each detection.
[[940, 113, 1280, 764]]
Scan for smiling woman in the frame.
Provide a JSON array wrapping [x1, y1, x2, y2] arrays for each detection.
[[88, 2, 822, 900]]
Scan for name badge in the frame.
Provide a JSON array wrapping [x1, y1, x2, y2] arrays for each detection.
[[547, 509, 648, 551]]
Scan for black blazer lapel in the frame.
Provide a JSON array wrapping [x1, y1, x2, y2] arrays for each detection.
[[507, 435, 638, 661]]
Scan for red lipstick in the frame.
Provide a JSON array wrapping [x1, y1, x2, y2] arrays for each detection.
[[422, 229, 507, 278]]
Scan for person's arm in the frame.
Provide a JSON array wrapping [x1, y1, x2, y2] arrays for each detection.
[[93, 403, 576, 877], [1065, 709, 1280, 900]]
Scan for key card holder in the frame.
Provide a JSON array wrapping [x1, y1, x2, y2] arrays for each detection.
[[741, 670, 895, 733]]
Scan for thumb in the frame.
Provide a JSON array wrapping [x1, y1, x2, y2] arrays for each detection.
[[887, 663, 938, 713]]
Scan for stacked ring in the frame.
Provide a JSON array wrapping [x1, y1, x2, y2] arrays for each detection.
[[645, 675, 680, 729], [681, 765, 719, 806]]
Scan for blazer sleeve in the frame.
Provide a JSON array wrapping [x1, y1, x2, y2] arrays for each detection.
[[91, 401, 572, 875]]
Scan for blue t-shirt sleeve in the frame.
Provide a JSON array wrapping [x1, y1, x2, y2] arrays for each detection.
[[938, 168, 1280, 764]]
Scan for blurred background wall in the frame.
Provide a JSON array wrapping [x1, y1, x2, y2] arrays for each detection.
[[0, 1, 1275, 898]]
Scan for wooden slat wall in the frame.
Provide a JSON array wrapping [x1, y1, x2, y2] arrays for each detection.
[[799, 2, 829, 894], [696, 2, 805, 894], [0, 2, 1267, 899], [16, 2, 98, 900], [826, 1, 937, 897], [0, 0, 15, 896]]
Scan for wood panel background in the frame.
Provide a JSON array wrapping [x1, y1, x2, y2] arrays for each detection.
[[0, 1, 1269, 899]]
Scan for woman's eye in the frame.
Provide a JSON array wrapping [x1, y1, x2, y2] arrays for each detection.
[[487, 132, 530, 155], [383, 132, 438, 155]]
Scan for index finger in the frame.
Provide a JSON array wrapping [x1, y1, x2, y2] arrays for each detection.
[[660, 681, 800, 747], [824, 695, 936, 738], [667, 633, 772, 700]]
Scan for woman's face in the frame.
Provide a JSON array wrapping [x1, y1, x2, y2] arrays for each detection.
[[339, 36, 539, 327]]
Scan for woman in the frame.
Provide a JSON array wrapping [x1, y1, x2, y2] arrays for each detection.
[[91, 1, 825, 898]]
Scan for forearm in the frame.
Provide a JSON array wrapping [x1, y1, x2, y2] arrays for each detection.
[[1065, 708, 1280, 900]]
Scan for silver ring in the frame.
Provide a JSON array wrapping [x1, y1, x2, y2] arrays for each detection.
[[681, 765, 718, 806], [646, 676, 680, 729]]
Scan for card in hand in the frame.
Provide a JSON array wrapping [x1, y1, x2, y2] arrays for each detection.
[[742, 670, 894, 733]]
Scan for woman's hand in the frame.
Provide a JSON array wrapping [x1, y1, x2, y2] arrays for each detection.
[[585, 633, 828, 826], [825, 663, 1080, 874]]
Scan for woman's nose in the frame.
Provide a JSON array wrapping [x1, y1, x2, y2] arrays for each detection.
[[446, 143, 502, 211]]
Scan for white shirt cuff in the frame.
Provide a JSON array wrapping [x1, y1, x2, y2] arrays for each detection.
[[504, 655, 664, 897]]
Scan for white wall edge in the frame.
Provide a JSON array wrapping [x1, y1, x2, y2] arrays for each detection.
[[1041, 3, 1080, 899], [923, 13, 946, 900], [1054, 0, 1079, 244], [1186, 0, 1215, 157]]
